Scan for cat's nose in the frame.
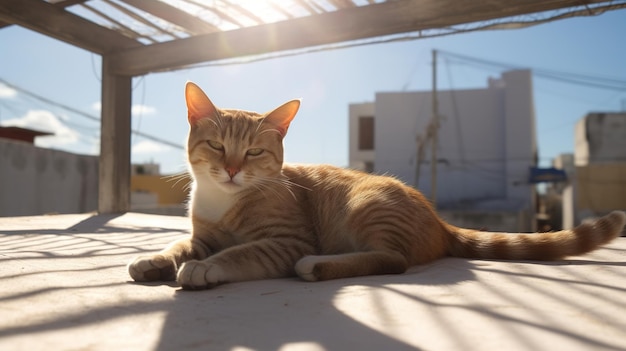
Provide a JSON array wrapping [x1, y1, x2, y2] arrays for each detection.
[[225, 166, 240, 178]]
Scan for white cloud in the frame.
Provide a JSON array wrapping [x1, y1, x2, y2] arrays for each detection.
[[90, 101, 156, 116], [1, 110, 79, 147], [132, 104, 156, 116], [0, 83, 17, 99], [132, 140, 170, 154]]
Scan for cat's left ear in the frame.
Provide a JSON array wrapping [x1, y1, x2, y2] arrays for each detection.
[[185, 81, 218, 126], [264, 99, 301, 137]]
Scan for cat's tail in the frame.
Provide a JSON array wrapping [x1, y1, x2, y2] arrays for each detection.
[[445, 211, 626, 260]]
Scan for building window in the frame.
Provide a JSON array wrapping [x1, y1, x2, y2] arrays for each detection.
[[358, 116, 374, 150]]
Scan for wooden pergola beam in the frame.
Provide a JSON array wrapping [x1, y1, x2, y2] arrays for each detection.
[[0, 0, 88, 29], [0, 0, 140, 54], [120, 0, 219, 35], [107, 0, 606, 76]]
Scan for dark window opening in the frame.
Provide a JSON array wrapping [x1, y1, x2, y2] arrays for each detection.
[[359, 116, 374, 150]]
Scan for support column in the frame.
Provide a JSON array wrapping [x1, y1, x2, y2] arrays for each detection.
[[98, 56, 132, 213]]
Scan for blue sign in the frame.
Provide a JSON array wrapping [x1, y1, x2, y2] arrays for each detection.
[[528, 167, 567, 184]]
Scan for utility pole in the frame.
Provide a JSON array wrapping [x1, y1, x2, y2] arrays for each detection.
[[414, 49, 440, 204], [430, 49, 439, 205], [414, 135, 425, 188]]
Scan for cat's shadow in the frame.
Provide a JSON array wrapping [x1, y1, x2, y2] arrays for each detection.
[[152, 259, 477, 351]]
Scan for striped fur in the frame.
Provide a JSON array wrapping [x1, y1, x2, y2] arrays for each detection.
[[128, 82, 626, 290]]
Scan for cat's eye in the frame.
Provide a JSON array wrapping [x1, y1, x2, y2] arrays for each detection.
[[246, 148, 264, 156], [207, 140, 224, 151]]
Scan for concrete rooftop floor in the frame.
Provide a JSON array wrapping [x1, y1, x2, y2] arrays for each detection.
[[1, 212, 625, 351]]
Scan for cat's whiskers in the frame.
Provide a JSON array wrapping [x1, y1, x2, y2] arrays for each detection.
[[265, 176, 314, 200], [252, 181, 286, 201], [248, 175, 288, 199], [247, 174, 299, 201], [249, 182, 269, 199], [276, 177, 312, 192], [163, 172, 193, 192]]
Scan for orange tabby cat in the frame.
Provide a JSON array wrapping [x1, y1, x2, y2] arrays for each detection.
[[128, 82, 626, 290]]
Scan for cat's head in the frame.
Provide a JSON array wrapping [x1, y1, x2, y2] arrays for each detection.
[[185, 82, 300, 194]]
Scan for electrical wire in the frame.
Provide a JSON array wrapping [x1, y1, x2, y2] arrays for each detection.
[[0, 78, 185, 150], [438, 50, 626, 91]]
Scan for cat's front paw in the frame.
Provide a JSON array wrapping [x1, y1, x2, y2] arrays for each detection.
[[177, 260, 225, 290], [128, 255, 177, 282], [295, 256, 326, 282]]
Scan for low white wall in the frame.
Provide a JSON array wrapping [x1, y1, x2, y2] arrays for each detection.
[[0, 139, 98, 216], [439, 210, 531, 233]]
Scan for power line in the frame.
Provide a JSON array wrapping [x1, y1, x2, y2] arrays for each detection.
[[438, 50, 626, 91], [0, 78, 185, 150], [0, 79, 100, 122]]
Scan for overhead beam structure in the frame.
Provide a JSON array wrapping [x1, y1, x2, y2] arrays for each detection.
[[0, 0, 140, 54], [107, 0, 607, 76], [120, 0, 219, 35]]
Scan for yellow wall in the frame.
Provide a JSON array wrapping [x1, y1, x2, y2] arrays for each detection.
[[131, 174, 190, 205]]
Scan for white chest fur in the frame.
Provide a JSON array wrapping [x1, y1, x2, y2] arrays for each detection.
[[190, 179, 236, 222]]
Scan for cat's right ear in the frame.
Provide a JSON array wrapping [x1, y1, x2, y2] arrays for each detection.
[[185, 82, 217, 126]]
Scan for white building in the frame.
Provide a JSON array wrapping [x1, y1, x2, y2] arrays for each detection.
[[349, 70, 537, 231], [574, 112, 626, 166], [562, 112, 626, 229]]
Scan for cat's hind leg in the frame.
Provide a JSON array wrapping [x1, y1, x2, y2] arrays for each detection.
[[294, 251, 408, 282]]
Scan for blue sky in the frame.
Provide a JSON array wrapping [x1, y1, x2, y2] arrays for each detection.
[[1, 8, 625, 175]]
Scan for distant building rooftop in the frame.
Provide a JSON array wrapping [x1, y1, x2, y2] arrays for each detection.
[[0, 126, 52, 144]]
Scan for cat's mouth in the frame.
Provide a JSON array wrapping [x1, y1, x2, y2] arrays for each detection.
[[209, 170, 248, 193], [218, 179, 245, 193]]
